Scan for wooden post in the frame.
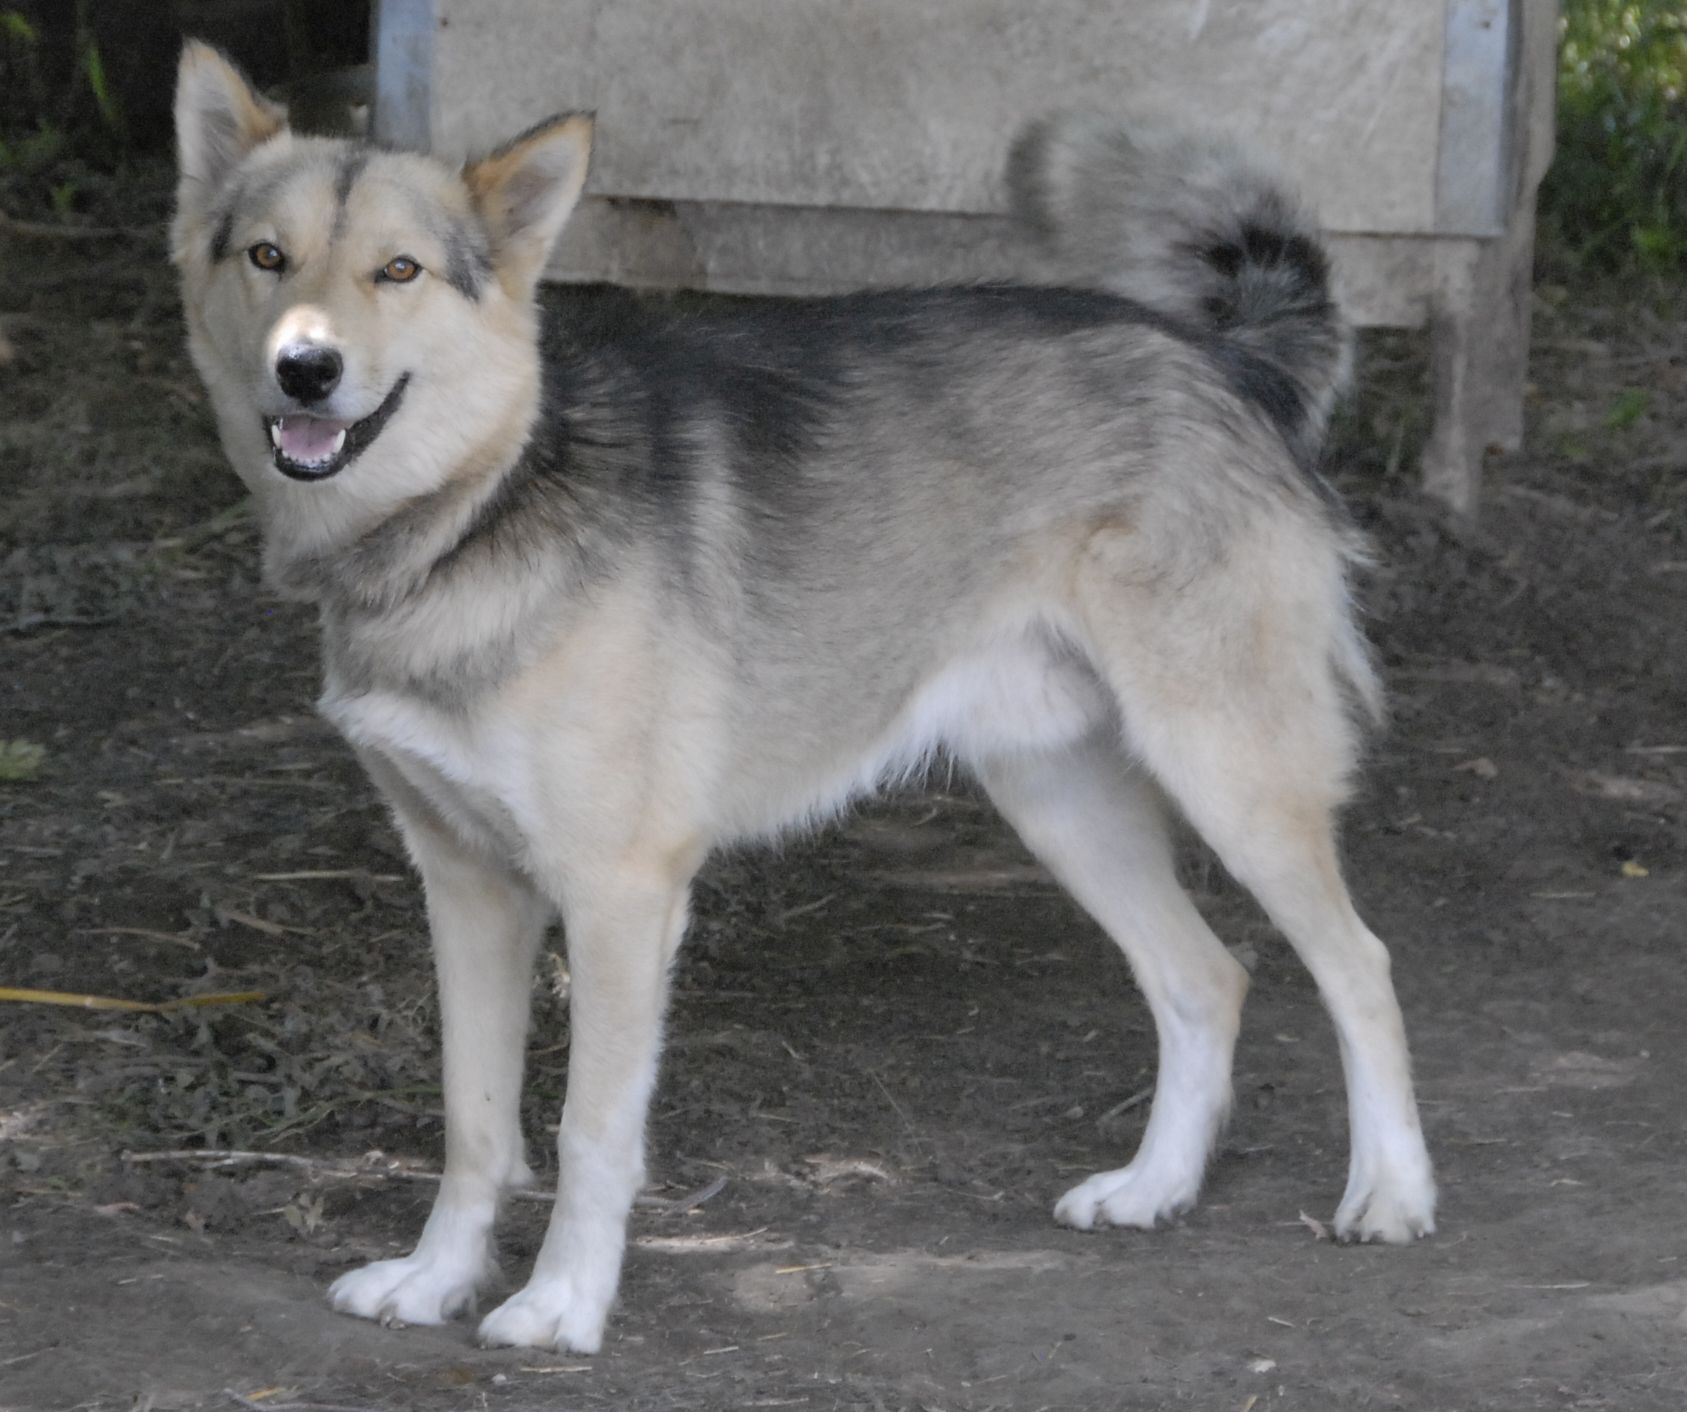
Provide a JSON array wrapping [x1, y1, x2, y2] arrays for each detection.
[[1421, 0, 1558, 516]]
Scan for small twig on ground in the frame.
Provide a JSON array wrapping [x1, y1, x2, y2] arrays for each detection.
[[868, 1068, 914, 1132], [125, 1148, 729, 1210], [215, 906, 316, 938], [1097, 1087, 1154, 1123], [776, 892, 835, 925], [0, 208, 134, 241], [223, 1394, 378, 1412], [251, 870, 405, 883], [76, 926, 202, 951]]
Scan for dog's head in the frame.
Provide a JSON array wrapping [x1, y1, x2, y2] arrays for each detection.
[[171, 42, 590, 530]]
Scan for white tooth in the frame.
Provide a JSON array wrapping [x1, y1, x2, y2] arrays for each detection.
[[331, 429, 347, 456], [269, 423, 282, 449]]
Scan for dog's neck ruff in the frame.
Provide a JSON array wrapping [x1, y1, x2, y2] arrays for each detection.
[[263, 379, 596, 702]]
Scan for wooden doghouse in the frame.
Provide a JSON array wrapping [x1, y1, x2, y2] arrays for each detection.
[[374, 0, 1558, 515]]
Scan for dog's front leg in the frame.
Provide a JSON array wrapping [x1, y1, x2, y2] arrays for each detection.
[[477, 862, 692, 1354], [330, 802, 550, 1326]]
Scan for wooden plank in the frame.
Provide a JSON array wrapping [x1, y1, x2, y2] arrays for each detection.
[[430, 0, 1449, 235], [547, 195, 1438, 328]]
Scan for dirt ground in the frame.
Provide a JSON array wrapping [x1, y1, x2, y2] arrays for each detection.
[[2, 167, 1685, 1412]]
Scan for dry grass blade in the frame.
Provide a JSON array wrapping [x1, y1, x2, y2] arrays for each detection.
[[216, 906, 316, 937], [76, 926, 203, 950], [223, 1393, 377, 1412], [0, 987, 266, 1012], [251, 870, 405, 883]]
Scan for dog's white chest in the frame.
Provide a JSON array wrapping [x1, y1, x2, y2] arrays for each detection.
[[322, 687, 538, 858]]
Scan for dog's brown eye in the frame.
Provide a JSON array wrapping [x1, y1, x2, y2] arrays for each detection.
[[248, 242, 286, 273], [380, 256, 422, 284]]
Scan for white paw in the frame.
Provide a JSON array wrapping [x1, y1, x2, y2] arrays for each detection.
[[329, 1253, 487, 1326], [1334, 1164, 1437, 1244], [1054, 1161, 1200, 1231], [478, 1278, 609, 1354]]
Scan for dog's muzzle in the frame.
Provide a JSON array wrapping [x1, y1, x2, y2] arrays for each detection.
[[265, 373, 411, 482]]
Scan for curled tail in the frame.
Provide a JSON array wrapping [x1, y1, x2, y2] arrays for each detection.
[[1007, 113, 1351, 467]]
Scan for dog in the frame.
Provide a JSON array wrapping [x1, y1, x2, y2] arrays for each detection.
[[171, 41, 1435, 1353]]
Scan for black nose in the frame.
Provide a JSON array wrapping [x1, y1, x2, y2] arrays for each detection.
[[276, 345, 343, 404]]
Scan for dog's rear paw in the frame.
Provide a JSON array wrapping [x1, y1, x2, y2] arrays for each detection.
[[329, 1254, 484, 1326], [478, 1278, 609, 1353], [1333, 1167, 1437, 1244], [1054, 1161, 1200, 1231]]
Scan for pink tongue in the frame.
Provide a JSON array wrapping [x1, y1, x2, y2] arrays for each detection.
[[277, 415, 349, 462]]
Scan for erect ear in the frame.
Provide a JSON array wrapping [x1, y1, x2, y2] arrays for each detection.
[[174, 40, 287, 213], [463, 114, 594, 295]]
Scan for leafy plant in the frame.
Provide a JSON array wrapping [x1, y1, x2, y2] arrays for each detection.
[[1604, 388, 1653, 429], [0, 739, 47, 783], [0, 1, 126, 212], [1541, 0, 1687, 273]]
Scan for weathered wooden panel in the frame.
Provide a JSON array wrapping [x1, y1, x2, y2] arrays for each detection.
[[548, 197, 1437, 328], [430, 0, 1450, 235]]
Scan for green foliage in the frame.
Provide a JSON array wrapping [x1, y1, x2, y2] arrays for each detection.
[[1542, 0, 1687, 273], [0, 739, 47, 783], [1604, 387, 1653, 429], [0, 2, 126, 214], [82, 34, 118, 133]]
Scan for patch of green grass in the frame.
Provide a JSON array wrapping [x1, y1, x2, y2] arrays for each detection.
[[1604, 388, 1653, 429], [1541, 0, 1687, 274], [0, 739, 47, 782]]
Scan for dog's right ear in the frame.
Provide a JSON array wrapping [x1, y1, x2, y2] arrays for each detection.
[[175, 41, 287, 211], [464, 114, 594, 298]]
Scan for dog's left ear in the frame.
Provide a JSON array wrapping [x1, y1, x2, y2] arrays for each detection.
[[175, 41, 288, 212], [464, 114, 594, 296]]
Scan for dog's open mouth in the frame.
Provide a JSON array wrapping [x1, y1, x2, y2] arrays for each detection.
[[265, 373, 411, 482]]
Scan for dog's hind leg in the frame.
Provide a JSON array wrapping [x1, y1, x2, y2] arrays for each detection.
[[1076, 532, 1436, 1243], [477, 854, 695, 1354], [330, 798, 551, 1326], [1155, 766, 1434, 1242], [976, 739, 1250, 1230]]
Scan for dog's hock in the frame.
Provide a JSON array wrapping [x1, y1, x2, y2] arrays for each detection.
[[464, 114, 595, 294], [173, 41, 288, 207]]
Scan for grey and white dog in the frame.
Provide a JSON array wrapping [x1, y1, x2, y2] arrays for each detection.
[[172, 41, 1435, 1353]]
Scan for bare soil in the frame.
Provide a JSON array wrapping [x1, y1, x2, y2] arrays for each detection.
[[2, 169, 1685, 1412]]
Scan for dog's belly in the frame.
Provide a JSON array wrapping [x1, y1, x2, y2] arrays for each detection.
[[323, 621, 1114, 870], [718, 627, 1115, 840], [889, 632, 1113, 768]]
